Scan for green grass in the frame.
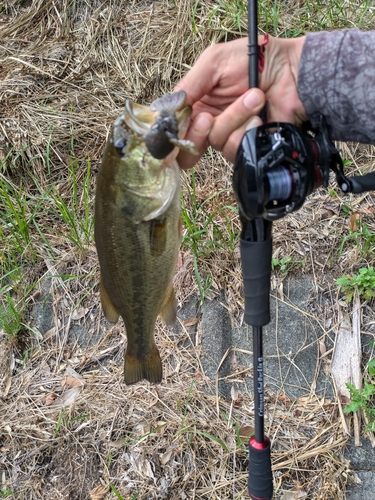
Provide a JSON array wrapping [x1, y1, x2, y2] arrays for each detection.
[[0, 490, 13, 498], [339, 222, 375, 259], [0, 146, 95, 359], [109, 485, 139, 500], [271, 256, 304, 276], [53, 411, 90, 438], [198, 0, 375, 38], [49, 156, 94, 253], [0, 295, 23, 339], [180, 168, 239, 302]]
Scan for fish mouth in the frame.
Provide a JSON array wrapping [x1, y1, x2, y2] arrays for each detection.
[[124, 91, 198, 158], [124, 92, 192, 134], [124, 101, 157, 135]]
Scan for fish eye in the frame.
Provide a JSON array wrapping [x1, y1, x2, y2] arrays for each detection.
[[114, 137, 127, 156], [113, 119, 128, 156]]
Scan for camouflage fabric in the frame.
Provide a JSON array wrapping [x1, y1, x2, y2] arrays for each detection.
[[298, 29, 375, 144]]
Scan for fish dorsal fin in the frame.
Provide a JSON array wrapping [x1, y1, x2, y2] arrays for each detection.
[[159, 285, 177, 326], [100, 279, 120, 323]]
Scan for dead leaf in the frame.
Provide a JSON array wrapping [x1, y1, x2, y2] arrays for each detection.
[[281, 491, 307, 499], [52, 386, 83, 407], [71, 307, 88, 321], [134, 421, 151, 437], [239, 425, 254, 439], [349, 213, 361, 232], [184, 317, 199, 327], [61, 376, 85, 389], [319, 340, 326, 356], [277, 392, 292, 406], [44, 326, 56, 340], [341, 395, 350, 405], [230, 384, 238, 402], [80, 354, 89, 366], [46, 393, 58, 405], [160, 447, 174, 465], [156, 421, 167, 435]]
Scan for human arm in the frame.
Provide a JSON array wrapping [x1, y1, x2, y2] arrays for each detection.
[[298, 29, 375, 144]]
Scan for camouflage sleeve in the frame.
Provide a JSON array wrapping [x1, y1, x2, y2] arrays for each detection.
[[298, 29, 375, 144]]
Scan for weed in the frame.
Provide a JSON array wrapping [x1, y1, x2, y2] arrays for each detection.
[[344, 378, 375, 432], [272, 256, 303, 276], [340, 203, 353, 219], [339, 222, 375, 259], [368, 358, 375, 377], [176, 381, 229, 450], [191, 0, 200, 34], [0, 490, 13, 498], [336, 266, 375, 303], [109, 485, 139, 500], [0, 177, 31, 250], [0, 295, 23, 339], [344, 339, 375, 431], [53, 411, 90, 438], [53, 409, 66, 438], [300, 0, 375, 31], [50, 156, 94, 252]]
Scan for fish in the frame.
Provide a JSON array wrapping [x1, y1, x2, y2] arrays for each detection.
[[94, 91, 197, 385]]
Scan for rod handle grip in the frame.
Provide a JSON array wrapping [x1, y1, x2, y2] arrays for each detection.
[[248, 436, 273, 500], [240, 238, 272, 326]]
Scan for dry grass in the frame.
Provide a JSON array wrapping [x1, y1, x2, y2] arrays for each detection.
[[1, 1, 375, 499]]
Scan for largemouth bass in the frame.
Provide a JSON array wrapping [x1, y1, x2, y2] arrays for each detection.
[[94, 91, 197, 385]]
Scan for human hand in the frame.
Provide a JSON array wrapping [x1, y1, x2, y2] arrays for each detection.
[[175, 35, 307, 168]]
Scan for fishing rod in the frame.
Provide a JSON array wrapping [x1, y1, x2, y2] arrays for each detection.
[[233, 2, 273, 499], [233, 1, 375, 498]]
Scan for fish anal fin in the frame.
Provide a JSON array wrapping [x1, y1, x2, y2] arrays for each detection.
[[160, 285, 177, 326], [100, 279, 120, 323], [124, 344, 162, 385]]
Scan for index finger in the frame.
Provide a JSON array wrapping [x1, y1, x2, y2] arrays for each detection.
[[174, 46, 221, 105]]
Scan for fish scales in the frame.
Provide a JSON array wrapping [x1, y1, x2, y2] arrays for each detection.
[[94, 91, 197, 385]]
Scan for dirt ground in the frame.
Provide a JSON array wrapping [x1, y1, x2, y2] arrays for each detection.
[[1, 1, 375, 499]]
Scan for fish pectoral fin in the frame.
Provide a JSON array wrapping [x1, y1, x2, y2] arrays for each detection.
[[100, 279, 120, 323], [160, 285, 177, 326], [149, 218, 167, 256], [124, 344, 162, 385]]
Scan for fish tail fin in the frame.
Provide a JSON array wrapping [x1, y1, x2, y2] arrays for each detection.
[[124, 344, 162, 385]]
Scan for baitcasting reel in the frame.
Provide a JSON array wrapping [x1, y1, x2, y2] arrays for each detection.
[[233, 115, 375, 222]]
